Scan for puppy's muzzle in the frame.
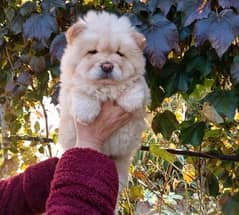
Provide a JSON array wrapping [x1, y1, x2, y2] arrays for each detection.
[[101, 62, 114, 73]]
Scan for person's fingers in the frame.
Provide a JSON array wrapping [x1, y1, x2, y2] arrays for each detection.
[[105, 112, 132, 134], [98, 102, 126, 121]]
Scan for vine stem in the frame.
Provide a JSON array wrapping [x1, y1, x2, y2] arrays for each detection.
[[0, 102, 9, 161], [5, 47, 14, 71], [7, 135, 53, 143], [40, 100, 52, 157], [140, 146, 239, 161]]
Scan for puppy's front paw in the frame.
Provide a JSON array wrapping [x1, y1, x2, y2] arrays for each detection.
[[71, 102, 101, 124], [117, 83, 146, 112], [118, 98, 144, 112]]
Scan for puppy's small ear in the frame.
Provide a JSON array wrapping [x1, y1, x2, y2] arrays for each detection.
[[132, 32, 146, 50], [66, 21, 85, 45]]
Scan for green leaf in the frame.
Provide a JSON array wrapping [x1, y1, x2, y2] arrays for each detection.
[[129, 185, 144, 201], [221, 195, 239, 215], [160, 61, 188, 96], [8, 15, 24, 34], [4, 8, 15, 22], [185, 54, 212, 78], [34, 121, 40, 133], [205, 172, 219, 197], [230, 55, 239, 83], [180, 121, 206, 146], [38, 146, 45, 154], [150, 144, 176, 163], [190, 79, 214, 100], [204, 90, 239, 120], [152, 110, 179, 139]]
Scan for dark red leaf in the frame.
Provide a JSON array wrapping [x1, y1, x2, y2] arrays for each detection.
[[218, 0, 239, 11], [42, 0, 66, 11], [177, 0, 211, 26], [29, 56, 46, 73], [50, 33, 66, 61], [5, 80, 17, 94], [194, 9, 239, 57], [142, 14, 179, 68], [20, 1, 37, 16], [157, 0, 176, 16], [23, 13, 58, 43], [17, 72, 32, 86]]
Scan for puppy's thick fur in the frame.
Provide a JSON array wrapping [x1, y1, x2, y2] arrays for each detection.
[[59, 11, 150, 197]]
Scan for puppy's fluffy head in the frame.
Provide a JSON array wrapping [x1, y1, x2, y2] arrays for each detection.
[[61, 11, 146, 86]]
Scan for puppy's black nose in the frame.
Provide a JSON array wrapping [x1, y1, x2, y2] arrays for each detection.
[[101, 62, 114, 73]]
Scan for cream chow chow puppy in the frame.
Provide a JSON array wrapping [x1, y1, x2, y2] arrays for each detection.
[[59, 11, 150, 197]]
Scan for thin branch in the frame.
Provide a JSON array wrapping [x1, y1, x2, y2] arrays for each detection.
[[140, 146, 239, 161], [40, 100, 52, 157], [0, 103, 9, 161], [5, 46, 14, 71], [7, 135, 53, 143]]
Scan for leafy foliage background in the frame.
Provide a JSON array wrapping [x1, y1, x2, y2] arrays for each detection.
[[1, 0, 239, 214]]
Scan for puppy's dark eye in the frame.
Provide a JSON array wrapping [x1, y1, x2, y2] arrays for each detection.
[[88, 50, 98, 54], [116, 51, 125, 57]]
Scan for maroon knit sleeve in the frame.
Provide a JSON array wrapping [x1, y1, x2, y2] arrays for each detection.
[[46, 148, 119, 215], [0, 157, 58, 215]]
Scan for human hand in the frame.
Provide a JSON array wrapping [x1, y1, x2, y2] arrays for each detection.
[[74, 101, 132, 152]]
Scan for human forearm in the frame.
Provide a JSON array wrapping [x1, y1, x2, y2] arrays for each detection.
[[46, 148, 119, 215], [0, 157, 58, 215]]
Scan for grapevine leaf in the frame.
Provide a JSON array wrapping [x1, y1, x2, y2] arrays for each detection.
[[29, 56, 46, 73], [17, 72, 32, 86], [8, 15, 24, 34], [5, 80, 17, 94], [157, 0, 176, 16], [221, 195, 239, 215], [152, 110, 179, 140], [5, 80, 26, 97], [160, 61, 189, 96], [205, 172, 219, 197], [180, 121, 206, 146], [177, 0, 211, 26], [4, 8, 15, 22], [142, 14, 179, 68], [51, 83, 60, 105], [218, 0, 239, 12], [194, 9, 239, 57], [182, 164, 196, 183], [146, 0, 159, 13], [20, 1, 37, 16], [126, 13, 143, 27], [230, 55, 239, 83], [146, 67, 165, 110], [129, 185, 144, 201], [0, 27, 7, 47], [50, 33, 66, 61], [204, 90, 239, 120], [150, 144, 176, 163], [23, 13, 58, 43], [42, 0, 66, 11]]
